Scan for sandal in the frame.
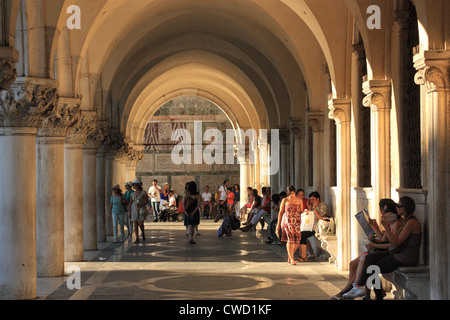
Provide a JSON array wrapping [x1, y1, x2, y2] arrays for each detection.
[[189, 240, 196, 244], [288, 258, 297, 265], [298, 256, 309, 262]]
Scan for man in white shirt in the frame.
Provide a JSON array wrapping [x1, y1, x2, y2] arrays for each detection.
[[148, 179, 161, 222], [201, 186, 213, 219], [218, 180, 229, 207]]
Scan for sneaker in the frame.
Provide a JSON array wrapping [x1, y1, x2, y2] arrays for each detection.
[[342, 286, 365, 300]]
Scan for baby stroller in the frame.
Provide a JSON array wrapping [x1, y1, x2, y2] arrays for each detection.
[[167, 207, 183, 222]]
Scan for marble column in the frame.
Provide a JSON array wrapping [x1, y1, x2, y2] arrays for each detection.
[[105, 153, 114, 236], [83, 147, 98, 251], [414, 51, 450, 300], [0, 77, 58, 299], [279, 129, 290, 191], [35, 100, 79, 277], [64, 111, 97, 262], [307, 114, 325, 196], [290, 120, 304, 189], [126, 146, 144, 182], [96, 147, 107, 243], [363, 80, 391, 223], [328, 99, 352, 271]]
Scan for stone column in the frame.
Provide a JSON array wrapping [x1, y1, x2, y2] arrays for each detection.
[[290, 120, 304, 189], [83, 147, 98, 251], [279, 129, 290, 191], [126, 146, 144, 182], [0, 77, 58, 299], [64, 110, 97, 262], [414, 51, 450, 300], [328, 99, 352, 271], [105, 153, 114, 236], [363, 80, 391, 223], [36, 99, 79, 277], [96, 146, 107, 242], [83, 123, 106, 251], [307, 114, 325, 196]]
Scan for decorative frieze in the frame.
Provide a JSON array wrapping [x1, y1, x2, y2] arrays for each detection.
[[0, 77, 58, 128]]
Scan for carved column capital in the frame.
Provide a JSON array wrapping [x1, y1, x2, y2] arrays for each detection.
[[0, 47, 18, 90], [279, 129, 290, 145], [413, 50, 450, 91], [65, 110, 97, 145], [362, 79, 391, 112], [307, 113, 324, 133], [0, 77, 59, 128], [106, 128, 129, 159], [126, 146, 144, 167], [328, 99, 351, 125], [38, 98, 81, 138], [290, 120, 304, 138]]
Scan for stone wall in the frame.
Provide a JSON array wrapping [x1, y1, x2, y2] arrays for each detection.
[[136, 96, 241, 194]]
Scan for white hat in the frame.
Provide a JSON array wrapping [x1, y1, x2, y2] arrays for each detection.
[[132, 179, 141, 185]]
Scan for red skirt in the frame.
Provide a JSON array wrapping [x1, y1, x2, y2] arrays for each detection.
[[281, 211, 302, 244]]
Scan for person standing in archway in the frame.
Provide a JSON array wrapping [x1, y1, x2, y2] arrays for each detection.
[[149, 179, 162, 222], [129, 180, 149, 244], [183, 181, 201, 244]]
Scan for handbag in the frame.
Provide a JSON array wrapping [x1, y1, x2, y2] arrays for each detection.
[[301, 211, 314, 232]]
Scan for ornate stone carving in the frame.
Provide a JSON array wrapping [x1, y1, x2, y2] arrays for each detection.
[[85, 120, 109, 149], [307, 114, 324, 133], [38, 99, 81, 137], [290, 120, 304, 138], [328, 99, 351, 124], [0, 77, 58, 128], [414, 66, 446, 91], [0, 59, 17, 90], [362, 80, 391, 112], [106, 128, 129, 158], [126, 147, 145, 167], [65, 110, 97, 145]]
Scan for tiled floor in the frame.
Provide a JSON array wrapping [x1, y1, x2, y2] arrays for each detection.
[[37, 219, 349, 300]]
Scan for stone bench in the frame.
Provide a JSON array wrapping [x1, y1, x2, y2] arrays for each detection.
[[315, 233, 338, 267], [393, 265, 430, 300]]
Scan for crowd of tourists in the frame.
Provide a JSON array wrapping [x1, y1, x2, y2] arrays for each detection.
[[108, 179, 422, 300]]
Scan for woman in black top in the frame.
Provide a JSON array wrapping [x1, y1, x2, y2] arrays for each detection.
[[183, 181, 201, 244]]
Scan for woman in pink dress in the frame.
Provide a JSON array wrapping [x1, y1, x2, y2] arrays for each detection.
[[276, 186, 304, 265]]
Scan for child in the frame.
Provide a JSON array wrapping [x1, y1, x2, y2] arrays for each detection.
[[216, 206, 233, 237], [226, 187, 235, 212]]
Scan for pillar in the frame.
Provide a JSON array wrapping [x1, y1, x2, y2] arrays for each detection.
[[36, 99, 79, 277], [279, 129, 290, 191], [0, 77, 58, 299], [64, 110, 97, 261], [83, 147, 98, 251], [307, 114, 325, 196], [105, 153, 114, 236], [363, 80, 392, 222], [328, 99, 352, 271], [414, 51, 450, 300], [96, 147, 107, 242], [290, 120, 304, 189]]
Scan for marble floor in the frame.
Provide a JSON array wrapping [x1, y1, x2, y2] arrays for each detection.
[[36, 219, 350, 301]]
